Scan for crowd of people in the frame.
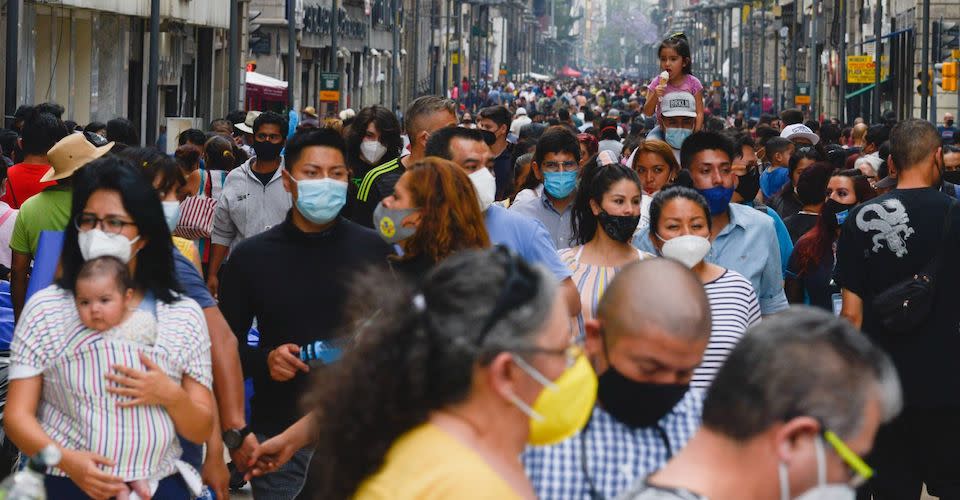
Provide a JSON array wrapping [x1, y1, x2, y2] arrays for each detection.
[[0, 29, 958, 500]]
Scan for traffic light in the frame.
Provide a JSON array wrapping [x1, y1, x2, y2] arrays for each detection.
[[936, 62, 958, 92], [939, 22, 958, 59]]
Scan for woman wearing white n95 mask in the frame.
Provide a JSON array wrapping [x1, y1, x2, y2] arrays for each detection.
[[345, 106, 404, 183], [647, 186, 760, 390]]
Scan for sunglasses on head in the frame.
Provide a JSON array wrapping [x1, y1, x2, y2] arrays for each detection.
[[475, 246, 539, 346]]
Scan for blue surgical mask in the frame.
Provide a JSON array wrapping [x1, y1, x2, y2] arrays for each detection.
[[664, 127, 693, 149], [295, 178, 348, 224], [543, 170, 578, 199], [835, 209, 850, 226], [161, 201, 181, 232], [697, 186, 735, 215]]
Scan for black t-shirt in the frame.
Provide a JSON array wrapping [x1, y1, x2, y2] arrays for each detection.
[[835, 188, 960, 408], [252, 167, 277, 186], [218, 214, 393, 435], [769, 190, 803, 220], [783, 212, 819, 244], [787, 248, 837, 311]]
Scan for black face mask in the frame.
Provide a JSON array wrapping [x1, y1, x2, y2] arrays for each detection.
[[597, 367, 689, 428], [735, 167, 761, 202], [943, 169, 960, 186], [253, 140, 284, 162], [822, 198, 855, 231], [597, 211, 641, 243], [596, 329, 690, 428]]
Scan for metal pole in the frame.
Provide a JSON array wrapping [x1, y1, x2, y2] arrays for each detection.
[[4, 0, 20, 128], [774, 31, 780, 114], [920, 0, 930, 120], [287, 0, 297, 109], [146, 0, 160, 147], [931, 19, 939, 123], [330, 0, 339, 73], [727, 6, 733, 111], [873, 0, 881, 122], [454, 0, 461, 99], [739, 5, 744, 90], [392, 0, 400, 114], [790, 3, 798, 108], [759, 0, 766, 100], [746, 6, 753, 93], [810, 0, 819, 119], [229, 0, 240, 110], [838, 0, 846, 123]]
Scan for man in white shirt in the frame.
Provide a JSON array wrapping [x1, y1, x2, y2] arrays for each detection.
[[510, 107, 532, 137]]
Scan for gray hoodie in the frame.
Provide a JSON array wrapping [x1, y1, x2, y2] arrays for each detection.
[[211, 156, 292, 248]]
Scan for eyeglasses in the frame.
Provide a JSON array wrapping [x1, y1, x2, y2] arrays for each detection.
[[541, 160, 580, 173], [514, 344, 583, 369], [476, 246, 540, 345], [254, 132, 284, 143], [75, 214, 137, 235], [821, 427, 874, 487]]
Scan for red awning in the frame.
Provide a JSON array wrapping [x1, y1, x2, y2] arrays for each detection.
[[558, 66, 582, 78], [244, 72, 289, 111]]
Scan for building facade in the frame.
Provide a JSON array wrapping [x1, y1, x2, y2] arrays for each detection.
[[1, 0, 231, 138]]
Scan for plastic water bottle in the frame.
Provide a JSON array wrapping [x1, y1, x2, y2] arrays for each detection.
[[0, 444, 61, 500], [299, 340, 343, 368], [197, 486, 216, 500]]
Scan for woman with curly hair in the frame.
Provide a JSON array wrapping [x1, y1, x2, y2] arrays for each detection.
[[244, 248, 594, 499], [372, 157, 491, 279]]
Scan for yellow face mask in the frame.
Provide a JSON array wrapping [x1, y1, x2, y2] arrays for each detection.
[[513, 353, 598, 446]]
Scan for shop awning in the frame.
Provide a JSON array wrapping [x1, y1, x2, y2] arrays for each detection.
[[845, 78, 891, 100], [527, 72, 551, 81], [245, 71, 288, 111], [558, 65, 582, 78], [246, 71, 288, 89]]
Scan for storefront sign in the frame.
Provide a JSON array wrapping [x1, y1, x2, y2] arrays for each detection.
[[847, 55, 876, 84]]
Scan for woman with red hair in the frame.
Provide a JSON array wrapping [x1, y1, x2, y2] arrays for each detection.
[[785, 170, 876, 310], [374, 157, 490, 280], [576, 133, 598, 168]]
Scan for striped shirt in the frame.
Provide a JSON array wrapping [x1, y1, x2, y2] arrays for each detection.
[[10, 285, 212, 480], [559, 245, 654, 338], [357, 157, 402, 203], [523, 390, 703, 500], [693, 269, 761, 390]]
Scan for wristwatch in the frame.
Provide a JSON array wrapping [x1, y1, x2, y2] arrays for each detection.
[[222, 427, 252, 450]]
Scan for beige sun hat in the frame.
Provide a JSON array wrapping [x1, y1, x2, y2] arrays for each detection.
[[40, 132, 115, 183], [234, 110, 262, 134]]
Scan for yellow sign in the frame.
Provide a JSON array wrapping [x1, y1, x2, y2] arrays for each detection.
[[847, 55, 876, 84], [712, 80, 723, 87], [319, 90, 340, 102], [741, 5, 751, 24], [780, 65, 787, 81], [451, 53, 459, 65], [795, 95, 811, 105]]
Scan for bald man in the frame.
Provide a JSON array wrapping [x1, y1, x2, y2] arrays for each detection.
[[523, 258, 711, 500]]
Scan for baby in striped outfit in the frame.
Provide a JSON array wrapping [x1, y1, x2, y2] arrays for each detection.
[[74, 256, 155, 500]]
